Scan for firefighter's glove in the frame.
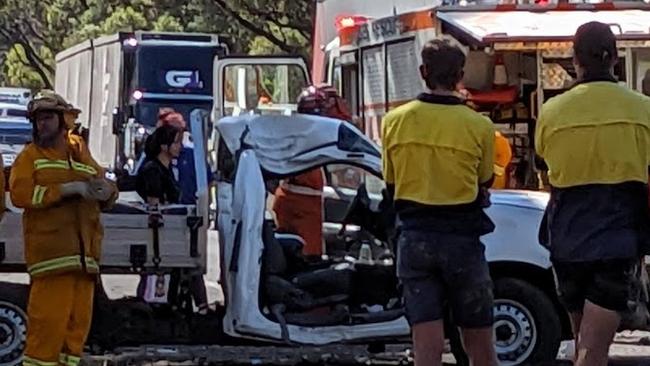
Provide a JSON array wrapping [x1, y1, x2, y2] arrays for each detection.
[[60, 181, 92, 199], [89, 178, 114, 202]]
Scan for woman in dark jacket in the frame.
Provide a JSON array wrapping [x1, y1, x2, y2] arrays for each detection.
[[136, 124, 210, 314], [137, 124, 183, 205]]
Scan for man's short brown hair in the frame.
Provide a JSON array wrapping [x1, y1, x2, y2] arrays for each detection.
[[420, 39, 466, 91]]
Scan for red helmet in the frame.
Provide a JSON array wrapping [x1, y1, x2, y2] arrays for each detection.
[[297, 85, 352, 122], [157, 108, 186, 130]]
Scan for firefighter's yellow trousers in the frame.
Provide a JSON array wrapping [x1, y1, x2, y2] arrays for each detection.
[[22, 272, 95, 366]]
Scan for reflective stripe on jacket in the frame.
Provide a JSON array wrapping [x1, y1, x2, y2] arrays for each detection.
[[9, 133, 116, 277], [279, 181, 323, 197]]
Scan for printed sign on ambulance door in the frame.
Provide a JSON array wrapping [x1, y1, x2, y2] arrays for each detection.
[[387, 40, 422, 109], [362, 46, 386, 144]]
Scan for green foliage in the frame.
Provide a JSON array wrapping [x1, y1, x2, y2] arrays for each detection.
[[152, 14, 184, 32], [0, 0, 315, 89], [4, 45, 48, 90]]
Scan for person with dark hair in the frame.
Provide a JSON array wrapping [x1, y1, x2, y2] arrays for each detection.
[[135, 124, 181, 302], [536, 21, 650, 366], [155, 108, 215, 205], [136, 124, 182, 205], [136, 123, 213, 314], [382, 39, 497, 366]]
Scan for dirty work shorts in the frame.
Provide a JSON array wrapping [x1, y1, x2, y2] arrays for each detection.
[[397, 229, 494, 328], [553, 258, 639, 313]]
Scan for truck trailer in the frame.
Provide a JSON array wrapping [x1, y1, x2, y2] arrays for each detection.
[[55, 31, 226, 178]]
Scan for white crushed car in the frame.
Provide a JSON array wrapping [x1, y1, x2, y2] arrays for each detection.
[[215, 113, 571, 365]]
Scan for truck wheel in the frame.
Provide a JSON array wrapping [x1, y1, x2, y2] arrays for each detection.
[[493, 278, 561, 365], [0, 301, 27, 366]]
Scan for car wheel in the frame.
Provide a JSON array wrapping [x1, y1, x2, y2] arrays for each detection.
[[0, 301, 27, 366], [493, 277, 562, 365]]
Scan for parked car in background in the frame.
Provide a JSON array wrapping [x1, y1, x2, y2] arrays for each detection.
[[0, 87, 32, 106], [0, 103, 28, 124], [0, 119, 32, 168]]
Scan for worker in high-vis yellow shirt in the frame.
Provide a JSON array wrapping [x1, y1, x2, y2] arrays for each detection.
[[10, 91, 117, 366], [382, 39, 497, 366], [536, 22, 650, 366]]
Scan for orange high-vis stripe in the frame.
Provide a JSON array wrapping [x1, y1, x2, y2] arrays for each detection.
[[399, 9, 435, 33]]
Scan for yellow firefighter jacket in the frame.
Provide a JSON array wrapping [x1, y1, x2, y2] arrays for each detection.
[[10, 133, 116, 277]]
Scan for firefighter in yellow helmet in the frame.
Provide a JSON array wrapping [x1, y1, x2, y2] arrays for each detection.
[[10, 90, 117, 366]]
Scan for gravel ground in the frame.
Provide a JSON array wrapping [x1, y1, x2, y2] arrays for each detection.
[[81, 340, 650, 366]]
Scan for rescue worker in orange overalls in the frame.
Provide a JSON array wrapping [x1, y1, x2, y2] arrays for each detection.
[[10, 91, 117, 366], [272, 85, 353, 257]]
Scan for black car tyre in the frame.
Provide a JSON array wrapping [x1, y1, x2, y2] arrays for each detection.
[[493, 277, 562, 365], [0, 301, 27, 366]]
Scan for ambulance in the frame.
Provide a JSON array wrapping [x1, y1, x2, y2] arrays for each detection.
[[316, 1, 650, 189]]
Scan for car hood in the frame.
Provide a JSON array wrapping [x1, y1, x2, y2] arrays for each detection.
[[490, 189, 549, 211]]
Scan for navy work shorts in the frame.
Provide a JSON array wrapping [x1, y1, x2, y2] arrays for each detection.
[[397, 229, 494, 328], [553, 258, 639, 313]]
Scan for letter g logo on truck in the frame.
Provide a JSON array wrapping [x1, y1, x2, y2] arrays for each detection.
[[165, 70, 203, 89]]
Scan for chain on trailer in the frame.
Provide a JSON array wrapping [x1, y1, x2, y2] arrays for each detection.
[[147, 205, 164, 271]]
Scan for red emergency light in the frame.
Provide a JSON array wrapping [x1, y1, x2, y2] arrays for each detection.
[[335, 15, 369, 31]]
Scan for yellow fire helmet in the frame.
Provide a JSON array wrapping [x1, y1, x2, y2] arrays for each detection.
[[27, 90, 81, 129]]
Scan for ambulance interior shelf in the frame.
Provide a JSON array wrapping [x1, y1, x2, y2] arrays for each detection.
[[464, 50, 537, 189], [467, 84, 533, 189], [536, 52, 628, 117], [466, 86, 519, 122]]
